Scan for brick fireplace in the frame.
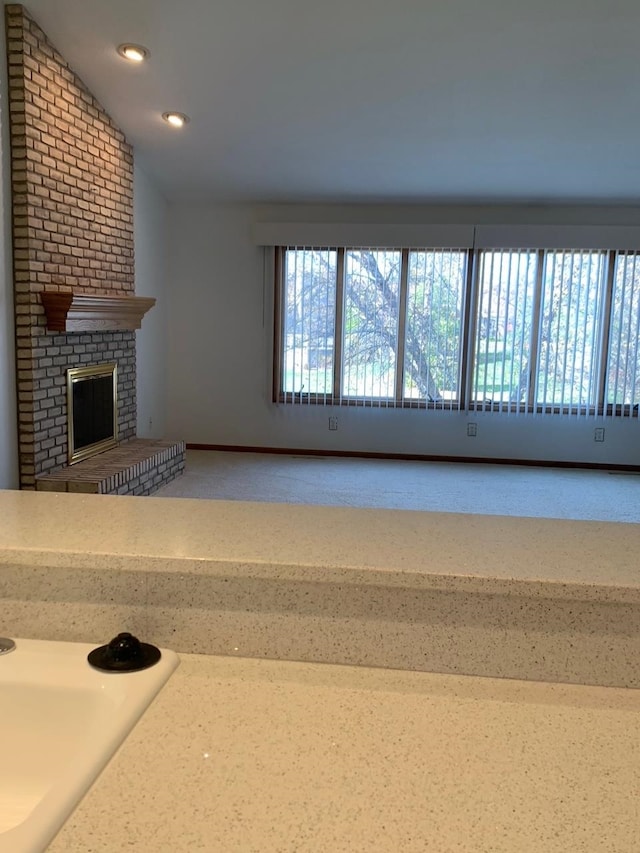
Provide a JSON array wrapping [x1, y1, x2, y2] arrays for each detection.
[[6, 5, 184, 494]]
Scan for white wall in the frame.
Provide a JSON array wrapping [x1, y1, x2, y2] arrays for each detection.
[[134, 159, 169, 438], [0, 28, 18, 490], [165, 201, 640, 466], [166, 203, 269, 445]]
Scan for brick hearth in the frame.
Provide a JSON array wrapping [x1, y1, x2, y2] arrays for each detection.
[[35, 438, 185, 495]]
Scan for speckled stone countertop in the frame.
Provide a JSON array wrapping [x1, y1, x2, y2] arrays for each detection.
[[2, 488, 640, 590], [4, 489, 640, 848], [3, 488, 640, 688], [49, 653, 640, 853]]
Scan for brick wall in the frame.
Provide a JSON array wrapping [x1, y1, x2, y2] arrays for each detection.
[[27, 332, 136, 476], [5, 5, 136, 488]]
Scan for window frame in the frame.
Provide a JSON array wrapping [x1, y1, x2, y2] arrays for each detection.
[[273, 245, 640, 418]]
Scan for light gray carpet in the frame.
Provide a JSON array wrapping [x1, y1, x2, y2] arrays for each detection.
[[153, 450, 640, 523]]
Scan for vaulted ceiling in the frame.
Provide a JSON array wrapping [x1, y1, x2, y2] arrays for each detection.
[[17, 0, 640, 203]]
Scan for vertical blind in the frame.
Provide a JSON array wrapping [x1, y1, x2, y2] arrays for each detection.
[[278, 245, 640, 418], [281, 246, 467, 409], [282, 247, 337, 403], [607, 252, 640, 411], [536, 251, 606, 414], [342, 249, 401, 402], [405, 250, 466, 409], [471, 250, 537, 412]]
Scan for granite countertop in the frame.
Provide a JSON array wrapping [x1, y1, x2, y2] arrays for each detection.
[[3, 489, 640, 849], [50, 653, 640, 853], [2, 489, 640, 590]]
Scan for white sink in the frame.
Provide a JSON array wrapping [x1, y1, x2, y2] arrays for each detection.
[[0, 637, 179, 853]]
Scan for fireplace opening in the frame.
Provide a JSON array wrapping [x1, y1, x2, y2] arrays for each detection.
[[67, 363, 118, 464]]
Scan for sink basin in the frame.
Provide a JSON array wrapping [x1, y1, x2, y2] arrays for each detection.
[[0, 637, 179, 853]]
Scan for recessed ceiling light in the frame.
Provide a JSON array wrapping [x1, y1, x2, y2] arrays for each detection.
[[117, 43, 149, 62], [162, 112, 190, 128]]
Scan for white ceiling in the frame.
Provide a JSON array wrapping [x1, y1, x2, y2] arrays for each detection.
[[17, 0, 640, 203]]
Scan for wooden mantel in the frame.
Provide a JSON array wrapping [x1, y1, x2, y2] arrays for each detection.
[[41, 292, 156, 332]]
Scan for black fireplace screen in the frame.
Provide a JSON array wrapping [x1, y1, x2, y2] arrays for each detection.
[[67, 363, 118, 464]]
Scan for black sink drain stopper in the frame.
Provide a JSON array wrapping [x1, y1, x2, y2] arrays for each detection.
[[88, 632, 161, 672]]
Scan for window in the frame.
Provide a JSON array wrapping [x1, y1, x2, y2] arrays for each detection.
[[471, 250, 537, 407], [536, 251, 606, 410], [278, 246, 468, 407], [471, 249, 608, 413], [282, 248, 336, 399], [275, 245, 640, 417], [405, 250, 466, 403], [342, 249, 401, 400], [607, 252, 640, 410]]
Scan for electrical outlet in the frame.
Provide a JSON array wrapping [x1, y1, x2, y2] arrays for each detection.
[[328, 416, 338, 431], [594, 427, 605, 442], [467, 423, 477, 437]]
